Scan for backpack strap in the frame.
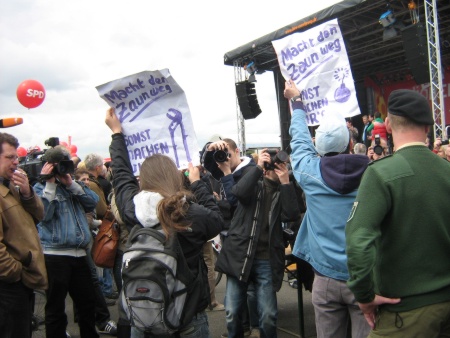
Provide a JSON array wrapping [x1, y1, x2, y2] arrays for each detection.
[[127, 225, 165, 245]]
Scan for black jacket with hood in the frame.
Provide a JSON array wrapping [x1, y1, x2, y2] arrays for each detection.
[[109, 133, 224, 315], [215, 165, 301, 291]]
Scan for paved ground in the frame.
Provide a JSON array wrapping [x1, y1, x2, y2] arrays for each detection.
[[37, 273, 317, 338]]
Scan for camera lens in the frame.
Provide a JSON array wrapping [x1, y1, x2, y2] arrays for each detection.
[[373, 145, 384, 155], [275, 150, 289, 163], [213, 150, 229, 163]]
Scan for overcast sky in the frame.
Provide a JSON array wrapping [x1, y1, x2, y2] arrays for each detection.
[[0, 0, 341, 160]]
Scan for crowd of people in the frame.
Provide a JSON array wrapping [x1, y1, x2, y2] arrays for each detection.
[[0, 86, 449, 338]]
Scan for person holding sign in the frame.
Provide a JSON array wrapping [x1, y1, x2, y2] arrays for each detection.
[[284, 80, 370, 338], [105, 107, 224, 338]]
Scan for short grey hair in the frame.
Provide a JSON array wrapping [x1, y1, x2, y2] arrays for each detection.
[[353, 143, 367, 155], [84, 153, 103, 171]]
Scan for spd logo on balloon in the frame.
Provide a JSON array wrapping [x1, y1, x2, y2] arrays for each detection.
[[16, 79, 46, 109]]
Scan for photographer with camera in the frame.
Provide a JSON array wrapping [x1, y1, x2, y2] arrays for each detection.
[[215, 148, 301, 338], [432, 137, 449, 159], [201, 138, 256, 229], [284, 80, 370, 338], [34, 145, 101, 337], [367, 134, 389, 162]]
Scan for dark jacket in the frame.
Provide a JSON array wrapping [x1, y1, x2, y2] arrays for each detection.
[[109, 133, 224, 314], [215, 165, 301, 292], [201, 143, 256, 230]]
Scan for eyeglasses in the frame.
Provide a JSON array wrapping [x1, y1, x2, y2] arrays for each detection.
[[2, 154, 19, 161]]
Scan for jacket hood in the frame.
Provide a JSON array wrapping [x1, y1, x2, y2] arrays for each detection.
[[234, 156, 254, 174], [133, 191, 163, 228], [320, 154, 369, 194]]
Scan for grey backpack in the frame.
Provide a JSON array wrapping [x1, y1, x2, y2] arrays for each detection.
[[120, 226, 201, 336]]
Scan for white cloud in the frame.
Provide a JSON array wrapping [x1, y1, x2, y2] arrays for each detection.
[[0, 0, 342, 160]]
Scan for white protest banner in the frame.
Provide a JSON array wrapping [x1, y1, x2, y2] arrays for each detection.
[[272, 18, 360, 126], [97, 69, 199, 175]]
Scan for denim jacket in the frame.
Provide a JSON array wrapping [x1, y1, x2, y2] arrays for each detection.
[[34, 180, 99, 251]]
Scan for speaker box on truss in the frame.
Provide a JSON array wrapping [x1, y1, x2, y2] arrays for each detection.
[[401, 23, 429, 85], [235, 81, 262, 119]]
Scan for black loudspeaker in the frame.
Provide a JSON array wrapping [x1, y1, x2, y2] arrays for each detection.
[[235, 81, 262, 119], [402, 23, 429, 85]]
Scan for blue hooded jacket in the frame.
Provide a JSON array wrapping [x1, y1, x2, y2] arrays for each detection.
[[289, 101, 368, 281]]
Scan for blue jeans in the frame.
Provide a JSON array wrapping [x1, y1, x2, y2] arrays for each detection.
[[0, 280, 33, 338], [225, 259, 278, 338], [99, 268, 113, 295], [130, 311, 211, 338]]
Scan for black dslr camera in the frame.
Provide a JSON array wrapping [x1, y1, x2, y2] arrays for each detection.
[[213, 149, 231, 163], [373, 134, 384, 156], [264, 149, 289, 170]]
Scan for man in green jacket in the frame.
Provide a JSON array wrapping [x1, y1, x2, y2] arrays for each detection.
[[346, 89, 450, 337]]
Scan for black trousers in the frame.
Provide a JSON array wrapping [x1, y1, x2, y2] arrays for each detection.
[[44, 254, 99, 338], [0, 280, 33, 338]]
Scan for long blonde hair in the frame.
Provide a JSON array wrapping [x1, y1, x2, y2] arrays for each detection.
[[139, 154, 192, 235]]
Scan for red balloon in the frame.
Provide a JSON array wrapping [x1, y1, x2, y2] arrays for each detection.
[[17, 147, 27, 157], [60, 141, 68, 148], [16, 79, 46, 109], [69, 144, 77, 154]]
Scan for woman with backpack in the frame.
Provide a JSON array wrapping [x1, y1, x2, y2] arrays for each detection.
[[105, 107, 224, 338]]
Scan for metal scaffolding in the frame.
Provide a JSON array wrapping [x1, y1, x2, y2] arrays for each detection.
[[234, 61, 246, 155], [425, 0, 446, 138]]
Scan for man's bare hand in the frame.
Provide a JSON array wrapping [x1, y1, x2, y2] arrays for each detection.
[[12, 169, 31, 198], [105, 107, 122, 134], [283, 80, 301, 100], [358, 295, 401, 329], [207, 140, 228, 152]]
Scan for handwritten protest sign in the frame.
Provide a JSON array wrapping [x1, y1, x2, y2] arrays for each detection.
[[272, 18, 360, 126], [97, 69, 199, 175]]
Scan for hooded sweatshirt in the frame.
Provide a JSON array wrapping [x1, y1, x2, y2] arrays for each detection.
[[289, 101, 369, 281]]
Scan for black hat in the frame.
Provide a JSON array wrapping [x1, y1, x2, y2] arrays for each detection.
[[388, 89, 434, 125], [43, 146, 70, 163]]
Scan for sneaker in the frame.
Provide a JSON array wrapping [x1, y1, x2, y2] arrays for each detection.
[[289, 279, 298, 289], [206, 302, 225, 311], [98, 320, 118, 336]]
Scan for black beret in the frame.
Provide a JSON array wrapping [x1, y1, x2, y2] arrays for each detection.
[[388, 89, 434, 125]]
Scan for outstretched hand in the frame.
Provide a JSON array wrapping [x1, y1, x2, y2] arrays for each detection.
[[283, 79, 301, 100], [187, 162, 200, 184], [358, 295, 401, 329], [105, 107, 122, 134]]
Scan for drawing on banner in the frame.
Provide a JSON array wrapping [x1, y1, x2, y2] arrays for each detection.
[[167, 108, 191, 167], [334, 67, 351, 103], [272, 18, 360, 126], [96, 69, 199, 175]]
